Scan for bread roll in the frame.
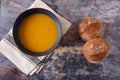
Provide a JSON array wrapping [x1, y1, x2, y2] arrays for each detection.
[[78, 17, 104, 42], [83, 38, 110, 63]]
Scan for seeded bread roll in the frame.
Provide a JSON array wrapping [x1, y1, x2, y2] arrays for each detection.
[[83, 38, 110, 63], [78, 17, 104, 42]]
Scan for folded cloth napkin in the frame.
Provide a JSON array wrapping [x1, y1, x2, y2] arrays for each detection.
[[0, 0, 71, 75]]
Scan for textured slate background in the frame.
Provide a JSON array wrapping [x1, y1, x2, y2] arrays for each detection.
[[0, 0, 120, 80]]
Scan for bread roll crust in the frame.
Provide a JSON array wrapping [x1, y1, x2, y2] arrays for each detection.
[[78, 17, 104, 42], [83, 38, 110, 63]]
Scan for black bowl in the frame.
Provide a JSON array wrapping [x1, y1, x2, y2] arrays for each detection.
[[13, 8, 62, 56]]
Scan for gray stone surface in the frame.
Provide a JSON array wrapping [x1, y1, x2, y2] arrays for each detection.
[[0, 0, 120, 80]]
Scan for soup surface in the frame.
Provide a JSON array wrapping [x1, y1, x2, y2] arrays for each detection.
[[19, 13, 58, 53]]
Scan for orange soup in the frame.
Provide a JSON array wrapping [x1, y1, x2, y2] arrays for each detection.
[[18, 13, 58, 53]]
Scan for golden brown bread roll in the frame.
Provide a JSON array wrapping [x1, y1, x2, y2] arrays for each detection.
[[78, 17, 104, 42], [83, 38, 110, 63]]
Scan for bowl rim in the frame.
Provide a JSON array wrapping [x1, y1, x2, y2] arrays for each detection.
[[13, 8, 62, 56]]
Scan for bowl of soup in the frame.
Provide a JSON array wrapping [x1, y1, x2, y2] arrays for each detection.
[[13, 8, 62, 56]]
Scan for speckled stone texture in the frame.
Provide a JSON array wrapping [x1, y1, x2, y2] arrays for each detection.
[[0, 0, 120, 80]]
